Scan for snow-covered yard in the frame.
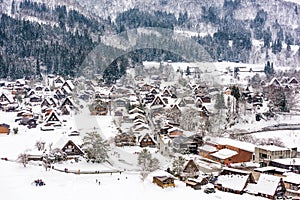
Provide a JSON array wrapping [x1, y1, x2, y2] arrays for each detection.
[[0, 159, 267, 200]]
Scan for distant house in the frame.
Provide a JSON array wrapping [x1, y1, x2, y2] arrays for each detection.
[[172, 135, 198, 154], [158, 134, 172, 156], [0, 123, 10, 134], [153, 176, 175, 188], [254, 145, 297, 167], [201, 138, 255, 165], [161, 88, 172, 97], [53, 135, 84, 157], [114, 133, 136, 147], [283, 173, 300, 197], [270, 158, 300, 173], [62, 80, 75, 92], [185, 177, 208, 190], [150, 96, 166, 108], [44, 110, 61, 124], [180, 159, 200, 180], [113, 98, 128, 108], [167, 127, 183, 138], [139, 133, 156, 148], [289, 77, 299, 86], [128, 107, 145, 115], [245, 173, 286, 199], [216, 173, 253, 194], [0, 93, 14, 104]]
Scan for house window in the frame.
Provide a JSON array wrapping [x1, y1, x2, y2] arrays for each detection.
[[259, 153, 268, 159]]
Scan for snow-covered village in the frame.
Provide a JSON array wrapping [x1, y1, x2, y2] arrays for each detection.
[[0, 59, 300, 200], [2, 0, 300, 200]]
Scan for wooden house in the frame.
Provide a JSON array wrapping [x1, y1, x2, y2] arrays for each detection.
[[0, 93, 14, 104], [44, 110, 61, 124], [161, 88, 172, 97], [167, 127, 183, 138], [185, 177, 208, 190], [216, 173, 253, 194], [139, 133, 156, 148], [54, 76, 65, 88], [245, 173, 286, 199], [140, 83, 155, 92], [53, 135, 84, 157], [128, 107, 145, 115], [114, 133, 136, 147], [180, 159, 200, 180], [61, 140, 84, 156], [169, 104, 181, 115], [289, 77, 299, 86], [62, 80, 75, 92], [0, 123, 10, 134], [60, 97, 76, 108], [172, 135, 198, 154], [283, 173, 300, 197], [150, 96, 166, 108], [153, 176, 175, 188]]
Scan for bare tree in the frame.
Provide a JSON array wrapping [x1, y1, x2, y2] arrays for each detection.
[[17, 153, 29, 167], [35, 140, 45, 151]]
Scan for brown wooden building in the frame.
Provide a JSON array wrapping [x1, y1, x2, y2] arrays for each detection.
[[153, 176, 175, 188]]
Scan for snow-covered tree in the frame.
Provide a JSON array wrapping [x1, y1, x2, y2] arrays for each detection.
[[17, 153, 29, 167], [214, 92, 226, 110], [180, 108, 202, 131], [138, 149, 160, 181], [172, 156, 185, 176], [82, 131, 110, 163]]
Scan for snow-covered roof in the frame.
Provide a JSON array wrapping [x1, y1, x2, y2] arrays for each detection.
[[272, 158, 300, 166], [211, 148, 238, 160], [283, 173, 300, 184], [254, 166, 289, 173], [199, 144, 217, 153], [53, 135, 82, 150], [245, 174, 281, 196], [256, 145, 289, 151], [217, 174, 249, 191], [64, 80, 75, 90], [206, 137, 255, 153]]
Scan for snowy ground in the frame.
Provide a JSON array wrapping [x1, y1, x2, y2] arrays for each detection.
[[0, 109, 266, 200], [0, 159, 267, 200]]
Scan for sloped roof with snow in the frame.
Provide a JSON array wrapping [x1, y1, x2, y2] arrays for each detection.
[[245, 173, 282, 196], [283, 173, 300, 184], [256, 145, 289, 151], [217, 174, 249, 191], [206, 137, 255, 153]]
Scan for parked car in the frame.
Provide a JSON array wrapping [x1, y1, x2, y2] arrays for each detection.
[[204, 188, 216, 194], [28, 124, 37, 129]]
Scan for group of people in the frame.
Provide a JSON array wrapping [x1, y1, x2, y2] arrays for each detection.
[[33, 179, 45, 186]]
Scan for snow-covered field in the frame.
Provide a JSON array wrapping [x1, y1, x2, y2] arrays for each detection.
[[0, 109, 266, 200], [0, 159, 267, 200]]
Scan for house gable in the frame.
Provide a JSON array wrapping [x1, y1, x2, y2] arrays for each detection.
[[62, 140, 84, 156]]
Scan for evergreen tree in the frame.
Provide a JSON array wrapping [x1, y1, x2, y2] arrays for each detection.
[[215, 92, 226, 110], [138, 149, 160, 180], [172, 156, 185, 176], [82, 132, 110, 163], [264, 61, 274, 78], [185, 66, 191, 76]]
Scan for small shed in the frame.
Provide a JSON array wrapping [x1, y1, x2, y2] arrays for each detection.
[[153, 176, 175, 188]]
